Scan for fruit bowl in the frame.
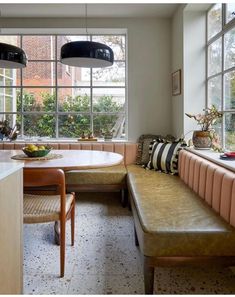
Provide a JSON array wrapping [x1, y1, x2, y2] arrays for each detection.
[[22, 145, 52, 158]]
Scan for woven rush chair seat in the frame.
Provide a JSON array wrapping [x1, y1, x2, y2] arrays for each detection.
[[24, 193, 74, 224]]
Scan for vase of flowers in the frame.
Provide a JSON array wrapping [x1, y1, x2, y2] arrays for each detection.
[[185, 105, 223, 149], [192, 130, 212, 149]]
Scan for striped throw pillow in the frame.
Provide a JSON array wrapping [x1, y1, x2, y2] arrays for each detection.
[[147, 139, 186, 174]]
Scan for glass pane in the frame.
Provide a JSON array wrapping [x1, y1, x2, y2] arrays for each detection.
[[92, 62, 125, 87], [23, 62, 56, 86], [208, 38, 222, 76], [92, 35, 125, 60], [57, 63, 90, 86], [0, 113, 21, 138], [0, 75, 3, 87], [0, 38, 21, 85], [225, 113, 235, 150], [57, 35, 87, 58], [58, 114, 90, 138], [225, 71, 235, 110], [0, 69, 21, 87], [93, 88, 125, 113], [22, 36, 55, 60], [212, 119, 222, 141], [0, 35, 19, 46], [58, 88, 90, 112], [23, 114, 56, 138], [224, 28, 235, 71], [22, 88, 56, 112], [93, 114, 125, 138], [208, 4, 222, 40], [0, 88, 20, 112], [226, 3, 235, 23], [208, 76, 222, 110]]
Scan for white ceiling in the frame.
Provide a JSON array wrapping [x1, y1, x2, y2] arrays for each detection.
[[0, 4, 179, 18]]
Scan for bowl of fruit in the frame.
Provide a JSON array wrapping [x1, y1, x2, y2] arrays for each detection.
[[22, 144, 52, 158]]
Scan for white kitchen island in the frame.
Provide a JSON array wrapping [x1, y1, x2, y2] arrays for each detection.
[[0, 162, 24, 294]]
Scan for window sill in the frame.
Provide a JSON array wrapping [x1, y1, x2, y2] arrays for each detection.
[[1, 138, 134, 143], [185, 147, 235, 173]]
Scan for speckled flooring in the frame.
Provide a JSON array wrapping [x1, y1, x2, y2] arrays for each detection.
[[24, 192, 235, 294]]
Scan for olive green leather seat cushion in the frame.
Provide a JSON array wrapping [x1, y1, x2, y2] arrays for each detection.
[[65, 165, 127, 185], [127, 165, 235, 257]]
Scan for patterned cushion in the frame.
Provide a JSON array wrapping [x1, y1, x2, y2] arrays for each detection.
[[136, 134, 176, 166], [147, 139, 186, 174]]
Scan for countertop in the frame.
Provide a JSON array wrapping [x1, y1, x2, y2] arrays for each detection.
[[0, 162, 24, 181]]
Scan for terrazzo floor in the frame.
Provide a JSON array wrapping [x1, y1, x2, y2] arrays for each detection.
[[24, 192, 235, 294]]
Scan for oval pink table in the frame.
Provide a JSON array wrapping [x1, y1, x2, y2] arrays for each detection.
[[0, 149, 123, 170]]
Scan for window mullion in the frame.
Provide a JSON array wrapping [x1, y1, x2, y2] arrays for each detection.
[[20, 34, 24, 138], [90, 34, 93, 135], [221, 29, 225, 147], [55, 35, 59, 138]]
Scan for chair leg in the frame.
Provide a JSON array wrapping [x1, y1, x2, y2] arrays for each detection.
[[60, 218, 66, 278], [144, 256, 154, 294], [71, 198, 75, 246], [54, 221, 60, 246], [120, 189, 128, 207]]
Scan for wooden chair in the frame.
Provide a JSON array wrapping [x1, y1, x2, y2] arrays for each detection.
[[23, 168, 75, 277]]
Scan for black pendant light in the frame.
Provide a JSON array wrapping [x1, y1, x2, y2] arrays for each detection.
[[0, 42, 27, 69], [60, 4, 114, 68], [61, 41, 114, 67]]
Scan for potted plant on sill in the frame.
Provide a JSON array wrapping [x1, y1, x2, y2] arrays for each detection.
[[185, 105, 223, 149], [101, 128, 115, 141]]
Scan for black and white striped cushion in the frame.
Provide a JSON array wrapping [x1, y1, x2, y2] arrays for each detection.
[[147, 140, 185, 174]]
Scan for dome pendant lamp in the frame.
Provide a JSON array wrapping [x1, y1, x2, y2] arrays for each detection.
[[60, 5, 114, 68], [0, 42, 27, 69]]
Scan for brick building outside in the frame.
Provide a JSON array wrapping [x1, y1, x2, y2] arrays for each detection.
[[18, 35, 82, 102]]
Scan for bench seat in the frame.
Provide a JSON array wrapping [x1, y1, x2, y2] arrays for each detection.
[[65, 165, 127, 186], [127, 164, 235, 257]]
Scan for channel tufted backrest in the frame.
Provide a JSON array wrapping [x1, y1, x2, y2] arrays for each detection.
[[179, 149, 235, 228], [0, 141, 138, 165]]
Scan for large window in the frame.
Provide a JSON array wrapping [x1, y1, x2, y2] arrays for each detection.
[[207, 4, 235, 150], [0, 34, 126, 139]]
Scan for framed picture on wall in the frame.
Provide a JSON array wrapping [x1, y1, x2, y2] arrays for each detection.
[[172, 69, 181, 96]]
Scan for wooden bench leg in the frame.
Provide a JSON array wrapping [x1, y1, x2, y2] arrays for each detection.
[[144, 256, 154, 294], [121, 189, 128, 207], [134, 226, 139, 247]]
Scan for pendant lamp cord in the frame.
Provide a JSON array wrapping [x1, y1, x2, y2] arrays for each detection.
[[85, 4, 88, 40]]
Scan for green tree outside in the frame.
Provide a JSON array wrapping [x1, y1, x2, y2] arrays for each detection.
[[16, 91, 123, 138]]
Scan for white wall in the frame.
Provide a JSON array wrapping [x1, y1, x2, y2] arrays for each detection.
[[171, 5, 184, 138], [184, 10, 206, 139], [172, 5, 207, 139], [0, 17, 172, 141]]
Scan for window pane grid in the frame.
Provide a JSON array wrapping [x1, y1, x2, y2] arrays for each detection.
[[0, 33, 126, 139], [207, 4, 235, 148]]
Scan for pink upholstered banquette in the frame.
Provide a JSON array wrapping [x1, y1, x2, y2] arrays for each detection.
[[0, 142, 138, 166], [179, 149, 235, 228]]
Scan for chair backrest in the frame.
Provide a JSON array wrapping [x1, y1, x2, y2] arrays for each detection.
[[23, 168, 67, 218], [23, 168, 66, 196]]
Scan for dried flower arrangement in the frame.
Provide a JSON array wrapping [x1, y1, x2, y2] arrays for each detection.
[[185, 105, 223, 151], [185, 105, 223, 131]]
